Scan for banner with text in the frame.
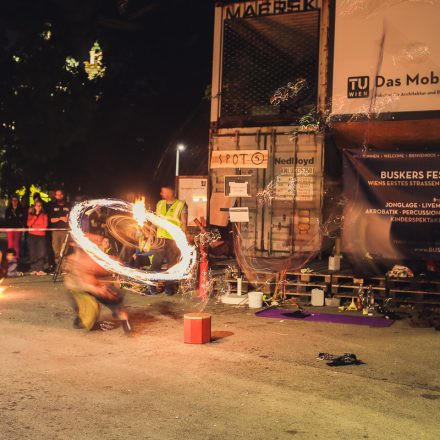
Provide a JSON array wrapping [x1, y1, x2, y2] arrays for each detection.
[[221, 0, 321, 20], [342, 150, 440, 260], [332, 0, 440, 116]]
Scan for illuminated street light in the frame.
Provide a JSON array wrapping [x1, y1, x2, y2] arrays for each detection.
[[176, 144, 185, 177]]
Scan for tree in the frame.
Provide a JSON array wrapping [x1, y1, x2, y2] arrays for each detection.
[[0, 2, 102, 195], [0, 0, 212, 197]]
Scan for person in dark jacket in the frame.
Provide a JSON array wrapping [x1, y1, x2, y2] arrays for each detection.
[[4, 195, 25, 258], [49, 189, 70, 267]]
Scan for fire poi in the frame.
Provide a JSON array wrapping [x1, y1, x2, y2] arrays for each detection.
[[69, 199, 196, 284]]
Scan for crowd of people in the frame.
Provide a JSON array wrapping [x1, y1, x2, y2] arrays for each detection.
[[1, 185, 189, 281], [1, 189, 71, 276], [1, 185, 191, 334], [1, 184, 233, 336]]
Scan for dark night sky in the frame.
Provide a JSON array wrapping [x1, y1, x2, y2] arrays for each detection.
[[0, 0, 217, 199]]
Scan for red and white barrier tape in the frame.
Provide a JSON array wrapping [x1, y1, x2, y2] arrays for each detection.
[[0, 228, 69, 232]]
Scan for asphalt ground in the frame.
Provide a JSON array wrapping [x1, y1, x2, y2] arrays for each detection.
[[0, 275, 439, 440]]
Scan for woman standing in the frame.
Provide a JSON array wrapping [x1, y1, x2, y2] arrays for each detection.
[[4, 195, 25, 258], [27, 201, 48, 275]]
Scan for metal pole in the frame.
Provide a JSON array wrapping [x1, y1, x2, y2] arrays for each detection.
[[175, 148, 180, 177], [52, 233, 70, 282]]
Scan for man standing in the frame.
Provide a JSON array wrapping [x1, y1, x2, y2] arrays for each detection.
[[49, 189, 70, 267], [150, 185, 187, 295]]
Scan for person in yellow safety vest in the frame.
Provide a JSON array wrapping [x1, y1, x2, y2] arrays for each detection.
[[99, 236, 116, 256], [131, 232, 154, 269], [148, 185, 187, 296]]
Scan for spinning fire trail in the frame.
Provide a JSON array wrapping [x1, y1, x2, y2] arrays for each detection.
[[69, 199, 196, 284]]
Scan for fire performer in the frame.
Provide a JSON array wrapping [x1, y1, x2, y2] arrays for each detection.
[[64, 239, 132, 334], [149, 185, 187, 295]]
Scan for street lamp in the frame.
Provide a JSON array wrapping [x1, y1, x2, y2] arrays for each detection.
[[176, 144, 185, 177]]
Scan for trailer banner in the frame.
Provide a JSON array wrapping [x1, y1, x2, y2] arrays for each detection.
[[342, 150, 440, 260], [332, 0, 440, 116]]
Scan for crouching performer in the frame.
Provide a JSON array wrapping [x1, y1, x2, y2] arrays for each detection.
[[64, 239, 132, 335]]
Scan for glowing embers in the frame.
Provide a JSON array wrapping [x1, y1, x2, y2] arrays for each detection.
[[69, 199, 196, 283]]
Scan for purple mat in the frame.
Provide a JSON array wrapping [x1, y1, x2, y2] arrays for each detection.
[[255, 308, 394, 327]]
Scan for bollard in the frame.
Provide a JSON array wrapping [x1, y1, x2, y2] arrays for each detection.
[[184, 313, 211, 344]]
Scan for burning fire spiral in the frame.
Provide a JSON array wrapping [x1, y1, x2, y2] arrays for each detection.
[[69, 199, 196, 283]]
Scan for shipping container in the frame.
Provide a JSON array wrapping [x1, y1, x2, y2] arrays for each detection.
[[209, 0, 328, 256], [211, 0, 327, 127], [209, 127, 324, 255], [208, 0, 440, 263]]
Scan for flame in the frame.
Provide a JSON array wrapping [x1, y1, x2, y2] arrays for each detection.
[[0, 278, 5, 296], [133, 197, 147, 226], [69, 199, 196, 284]]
